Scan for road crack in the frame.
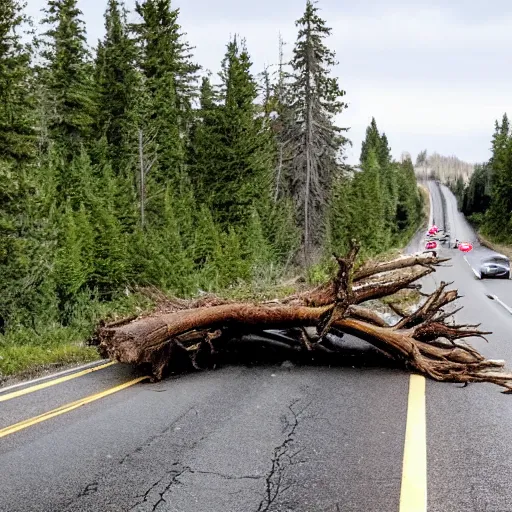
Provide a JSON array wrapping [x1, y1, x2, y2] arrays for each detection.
[[119, 406, 199, 466], [191, 469, 263, 481], [77, 482, 98, 497], [129, 463, 191, 511], [256, 399, 309, 512], [151, 467, 190, 511]]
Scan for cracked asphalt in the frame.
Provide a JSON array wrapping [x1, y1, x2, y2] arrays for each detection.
[[3, 181, 512, 511], [0, 363, 407, 512]]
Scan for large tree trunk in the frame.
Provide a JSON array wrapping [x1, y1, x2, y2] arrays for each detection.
[[92, 242, 512, 393]]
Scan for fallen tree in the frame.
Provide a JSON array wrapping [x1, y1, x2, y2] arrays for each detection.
[[91, 241, 512, 393]]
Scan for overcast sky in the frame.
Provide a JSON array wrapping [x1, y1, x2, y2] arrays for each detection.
[[25, 0, 512, 165]]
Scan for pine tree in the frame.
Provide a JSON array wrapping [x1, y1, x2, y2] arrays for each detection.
[[132, 0, 200, 181], [285, 0, 349, 266], [484, 114, 512, 240], [187, 74, 222, 203], [191, 37, 274, 229], [39, 0, 96, 162], [0, 0, 37, 162], [95, 0, 140, 174]]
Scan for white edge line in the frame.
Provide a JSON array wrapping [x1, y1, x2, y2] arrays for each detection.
[[0, 359, 110, 394], [489, 294, 512, 315], [463, 255, 481, 279]]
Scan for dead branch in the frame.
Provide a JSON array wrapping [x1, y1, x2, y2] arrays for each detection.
[[353, 253, 450, 281]]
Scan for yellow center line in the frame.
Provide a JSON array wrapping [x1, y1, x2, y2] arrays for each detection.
[[0, 361, 117, 403], [0, 375, 149, 439], [399, 374, 427, 512]]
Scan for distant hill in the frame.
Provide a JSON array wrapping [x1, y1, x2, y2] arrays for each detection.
[[413, 150, 474, 184]]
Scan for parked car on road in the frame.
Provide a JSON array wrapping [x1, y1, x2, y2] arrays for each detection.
[[479, 255, 510, 279]]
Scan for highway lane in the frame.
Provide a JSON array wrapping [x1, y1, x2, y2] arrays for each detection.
[[438, 181, 512, 309], [0, 361, 140, 430], [1, 343, 409, 509], [424, 180, 512, 512]]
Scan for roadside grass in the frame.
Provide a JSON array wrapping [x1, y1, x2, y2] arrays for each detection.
[[0, 291, 156, 384], [477, 232, 512, 260], [0, 331, 99, 382], [418, 184, 430, 228]]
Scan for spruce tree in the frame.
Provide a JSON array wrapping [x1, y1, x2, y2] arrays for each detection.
[[0, 2, 61, 331], [360, 118, 398, 244], [461, 163, 492, 218], [215, 36, 273, 226], [95, 0, 139, 174], [360, 117, 380, 164], [39, 0, 96, 162], [485, 114, 512, 240], [379, 133, 398, 237], [132, 0, 200, 181], [0, 0, 37, 162], [327, 171, 352, 255], [187, 74, 222, 203], [0, 159, 59, 331], [285, 0, 349, 265], [191, 37, 273, 229], [395, 156, 421, 235], [350, 149, 386, 253], [54, 201, 94, 314]]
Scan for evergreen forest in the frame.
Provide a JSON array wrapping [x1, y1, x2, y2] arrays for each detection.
[[0, 0, 423, 377], [451, 113, 512, 244]]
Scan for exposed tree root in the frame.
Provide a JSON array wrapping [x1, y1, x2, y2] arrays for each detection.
[[92, 242, 512, 393]]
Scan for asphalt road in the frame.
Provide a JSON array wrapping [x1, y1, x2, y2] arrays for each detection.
[[2, 181, 512, 511], [423, 181, 512, 512]]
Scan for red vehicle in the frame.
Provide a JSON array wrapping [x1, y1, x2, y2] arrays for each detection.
[[458, 242, 473, 252], [425, 240, 437, 250]]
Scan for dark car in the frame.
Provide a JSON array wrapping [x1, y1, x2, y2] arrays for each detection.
[[479, 255, 510, 279], [426, 230, 450, 243]]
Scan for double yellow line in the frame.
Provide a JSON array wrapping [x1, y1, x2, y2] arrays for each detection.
[[0, 376, 148, 439], [2, 361, 427, 512], [0, 361, 117, 403], [0, 361, 149, 439]]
